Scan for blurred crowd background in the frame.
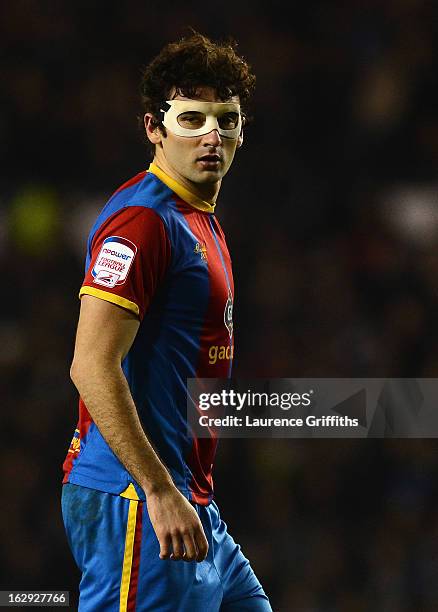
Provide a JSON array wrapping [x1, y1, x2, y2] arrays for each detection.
[[2, 1, 438, 610]]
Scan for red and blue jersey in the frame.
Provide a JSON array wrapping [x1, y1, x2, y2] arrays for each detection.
[[62, 163, 234, 505]]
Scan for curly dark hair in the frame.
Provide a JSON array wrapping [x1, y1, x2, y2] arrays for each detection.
[[138, 31, 256, 156]]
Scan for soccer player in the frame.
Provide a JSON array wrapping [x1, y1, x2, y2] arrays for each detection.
[[61, 32, 272, 611]]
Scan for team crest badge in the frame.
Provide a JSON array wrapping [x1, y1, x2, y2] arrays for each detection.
[[194, 242, 207, 261]]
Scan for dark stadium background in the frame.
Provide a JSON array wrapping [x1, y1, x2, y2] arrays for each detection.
[[3, 2, 438, 610]]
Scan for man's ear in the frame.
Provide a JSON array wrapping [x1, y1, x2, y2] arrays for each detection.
[[144, 113, 163, 145], [237, 129, 244, 148]]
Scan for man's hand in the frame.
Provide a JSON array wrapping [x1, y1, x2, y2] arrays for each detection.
[[146, 485, 209, 563]]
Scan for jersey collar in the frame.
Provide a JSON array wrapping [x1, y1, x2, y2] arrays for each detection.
[[148, 162, 216, 214]]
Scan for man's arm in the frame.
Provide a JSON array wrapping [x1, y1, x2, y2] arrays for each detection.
[[70, 295, 208, 562]]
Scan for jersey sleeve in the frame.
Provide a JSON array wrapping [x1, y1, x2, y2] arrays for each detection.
[[79, 206, 171, 321]]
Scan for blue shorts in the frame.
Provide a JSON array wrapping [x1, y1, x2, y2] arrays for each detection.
[[61, 483, 272, 611]]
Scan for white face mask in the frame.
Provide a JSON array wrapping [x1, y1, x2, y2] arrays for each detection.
[[160, 100, 242, 138]]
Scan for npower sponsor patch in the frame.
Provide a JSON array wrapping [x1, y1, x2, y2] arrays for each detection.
[[92, 236, 137, 288]]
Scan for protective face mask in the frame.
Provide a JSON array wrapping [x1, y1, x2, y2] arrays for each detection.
[[160, 100, 242, 138]]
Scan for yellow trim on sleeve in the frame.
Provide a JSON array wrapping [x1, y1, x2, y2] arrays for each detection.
[[79, 286, 140, 316], [120, 483, 140, 501], [119, 499, 138, 612], [148, 162, 216, 213]]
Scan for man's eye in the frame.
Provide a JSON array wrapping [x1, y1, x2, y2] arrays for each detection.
[[218, 112, 240, 130], [177, 112, 206, 129]]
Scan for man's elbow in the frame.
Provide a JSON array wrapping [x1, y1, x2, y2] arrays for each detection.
[[70, 351, 121, 390], [70, 354, 94, 390], [70, 357, 84, 390]]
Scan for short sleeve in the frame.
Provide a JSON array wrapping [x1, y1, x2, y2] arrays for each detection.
[[79, 206, 171, 320]]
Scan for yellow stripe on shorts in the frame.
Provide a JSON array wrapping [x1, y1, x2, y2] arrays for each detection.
[[119, 499, 138, 612]]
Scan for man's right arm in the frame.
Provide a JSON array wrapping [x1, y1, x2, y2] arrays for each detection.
[[70, 294, 208, 563]]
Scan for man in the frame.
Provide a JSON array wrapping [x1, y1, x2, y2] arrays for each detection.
[[62, 32, 272, 611]]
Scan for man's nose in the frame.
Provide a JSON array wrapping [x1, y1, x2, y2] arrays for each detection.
[[202, 129, 222, 146]]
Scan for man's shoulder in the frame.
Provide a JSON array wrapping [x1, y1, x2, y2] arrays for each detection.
[[105, 169, 183, 220], [106, 169, 158, 213], [110, 169, 149, 200], [89, 170, 175, 237]]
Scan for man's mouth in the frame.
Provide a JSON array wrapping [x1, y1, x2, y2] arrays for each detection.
[[198, 154, 221, 163]]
